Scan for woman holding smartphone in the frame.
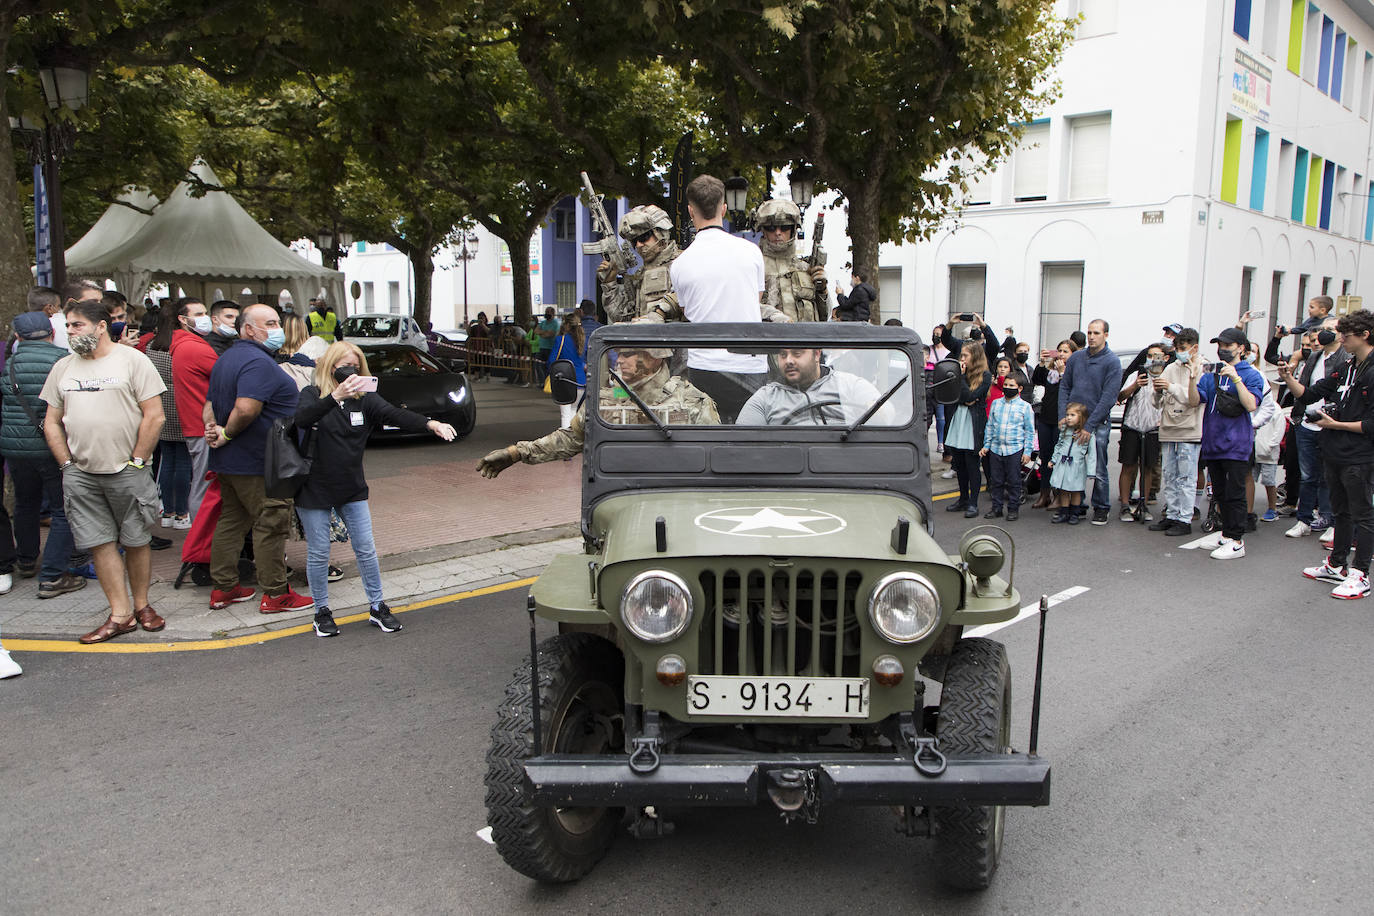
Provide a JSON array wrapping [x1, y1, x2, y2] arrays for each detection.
[[295, 341, 457, 637]]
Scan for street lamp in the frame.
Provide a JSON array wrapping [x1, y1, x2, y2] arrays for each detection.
[[315, 226, 354, 269], [24, 49, 90, 290], [456, 231, 480, 326], [724, 175, 749, 222], [788, 165, 815, 210]]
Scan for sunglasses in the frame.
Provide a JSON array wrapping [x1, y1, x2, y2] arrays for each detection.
[[632, 232, 655, 245]]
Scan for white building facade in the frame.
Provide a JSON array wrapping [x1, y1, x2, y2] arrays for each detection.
[[862, 0, 1374, 355]]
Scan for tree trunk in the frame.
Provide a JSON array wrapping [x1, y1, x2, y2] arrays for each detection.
[[409, 243, 434, 328], [506, 232, 533, 327], [0, 18, 38, 324], [843, 180, 883, 324]]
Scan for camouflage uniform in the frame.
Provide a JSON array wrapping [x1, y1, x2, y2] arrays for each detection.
[[514, 362, 720, 464], [602, 206, 682, 324], [756, 199, 825, 322]]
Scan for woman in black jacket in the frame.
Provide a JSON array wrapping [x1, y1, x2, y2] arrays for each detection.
[[1029, 339, 1079, 507], [943, 341, 993, 517], [295, 342, 456, 637]]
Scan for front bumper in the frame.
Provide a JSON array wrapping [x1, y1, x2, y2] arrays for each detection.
[[524, 751, 1050, 808]]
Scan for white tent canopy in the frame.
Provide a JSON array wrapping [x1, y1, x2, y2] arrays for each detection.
[[64, 188, 158, 268], [67, 160, 344, 310]]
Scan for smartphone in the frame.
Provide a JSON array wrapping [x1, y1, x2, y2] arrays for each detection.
[[959, 313, 976, 321], [356, 375, 379, 392], [1248, 308, 1266, 321]]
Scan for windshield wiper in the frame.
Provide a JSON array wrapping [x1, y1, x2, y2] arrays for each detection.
[[606, 368, 671, 438], [841, 374, 909, 440]]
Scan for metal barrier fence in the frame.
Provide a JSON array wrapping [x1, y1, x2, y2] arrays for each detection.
[[435, 339, 535, 384]]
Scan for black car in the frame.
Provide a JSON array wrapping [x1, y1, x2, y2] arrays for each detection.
[[356, 343, 476, 439]]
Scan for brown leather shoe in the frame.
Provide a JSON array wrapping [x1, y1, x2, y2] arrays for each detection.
[[78, 614, 138, 644], [134, 605, 166, 632]]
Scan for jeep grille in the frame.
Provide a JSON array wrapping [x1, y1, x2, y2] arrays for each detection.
[[697, 569, 865, 677]]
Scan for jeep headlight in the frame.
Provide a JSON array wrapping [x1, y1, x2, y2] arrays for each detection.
[[868, 573, 940, 644], [621, 571, 693, 642]]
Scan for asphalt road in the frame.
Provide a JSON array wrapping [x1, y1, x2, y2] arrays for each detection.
[[7, 511, 1373, 915]]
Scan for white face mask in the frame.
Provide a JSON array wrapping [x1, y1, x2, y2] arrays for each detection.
[[217, 322, 238, 337], [190, 315, 212, 334]]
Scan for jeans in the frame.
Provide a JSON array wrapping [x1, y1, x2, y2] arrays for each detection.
[[1089, 424, 1111, 511], [157, 440, 192, 516], [1204, 458, 1249, 542], [1323, 460, 1374, 574], [10, 456, 73, 581], [934, 403, 947, 447], [1295, 425, 1330, 523], [1162, 441, 1202, 523], [987, 451, 1024, 511], [296, 501, 383, 611], [951, 446, 982, 508]]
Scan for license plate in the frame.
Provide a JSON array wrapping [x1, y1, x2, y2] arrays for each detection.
[[686, 676, 870, 718]]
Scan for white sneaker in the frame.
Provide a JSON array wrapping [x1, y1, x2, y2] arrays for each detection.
[[160, 515, 174, 528], [0, 649, 21, 679], [1303, 560, 1347, 584], [173, 515, 193, 530], [1332, 570, 1370, 600], [1285, 521, 1312, 538], [1211, 538, 1246, 559], [1196, 532, 1226, 551], [1320, 527, 1335, 548], [941, 468, 956, 479], [0, 573, 11, 596]]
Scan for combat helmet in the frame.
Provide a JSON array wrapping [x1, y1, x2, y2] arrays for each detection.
[[754, 198, 801, 256], [619, 205, 673, 243]]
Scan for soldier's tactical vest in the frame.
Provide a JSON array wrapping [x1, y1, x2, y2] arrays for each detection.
[[597, 377, 708, 426], [765, 255, 819, 322]]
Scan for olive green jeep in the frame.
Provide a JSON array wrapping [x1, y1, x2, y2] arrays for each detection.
[[484, 322, 1050, 889]]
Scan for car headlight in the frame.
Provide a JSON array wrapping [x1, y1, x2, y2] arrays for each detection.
[[621, 571, 693, 642], [868, 573, 940, 644], [446, 387, 467, 404]]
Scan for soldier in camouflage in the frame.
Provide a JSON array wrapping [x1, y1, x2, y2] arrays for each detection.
[[598, 206, 682, 324], [476, 348, 720, 476], [756, 199, 827, 322]]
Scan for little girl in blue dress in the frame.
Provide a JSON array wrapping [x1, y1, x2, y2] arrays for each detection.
[[1048, 402, 1097, 525]]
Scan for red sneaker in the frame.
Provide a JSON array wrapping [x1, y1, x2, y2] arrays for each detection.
[[209, 585, 256, 610], [259, 588, 314, 615]]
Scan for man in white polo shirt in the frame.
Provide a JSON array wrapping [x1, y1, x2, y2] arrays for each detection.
[[670, 174, 790, 421]]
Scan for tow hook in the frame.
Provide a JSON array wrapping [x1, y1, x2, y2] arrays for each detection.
[[913, 737, 947, 776], [767, 768, 820, 824], [628, 710, 663, 775]]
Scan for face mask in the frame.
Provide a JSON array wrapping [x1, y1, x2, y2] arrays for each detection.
[[216, 323, 237, 337], [1002, 388, 1020, 398], [1015, 352, 1029, 364], [1146, 358, 1166, 375], [1217, 348, 1236, 363], [333, 366, 358, 383], [1318, 329, 1336, 346], [191, 315, 212, 334], [261, 328, 285, 351], [69, 333, 100, 356], [1175, 349, 1191, 362], [1300, 347, 1312, 360]]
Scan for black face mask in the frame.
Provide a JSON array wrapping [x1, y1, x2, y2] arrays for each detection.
[[1015, 352, 1029, 364], [1300, 347, 1312, 360], [1217, 348, 1237, 364], [1317, 329, 1336, 346], [333, 366, 358, 383]]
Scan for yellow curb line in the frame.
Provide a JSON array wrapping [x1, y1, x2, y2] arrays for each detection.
[[4, 577, 538, 654]]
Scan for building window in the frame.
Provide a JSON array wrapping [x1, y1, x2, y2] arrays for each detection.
[[1262, 0, 1281, 56], [1292, 147, 1309, 221], [363, 281, 375, 311], [1234, 0, 1251, 40], [1039, 263, 1084, 348], [949, 264, 987, 318], [1276, 139, 1296, 219], [388, 281, 401, 314], [1334, 30, 1350, 104], [1321, 276, 1331, 295], [1343, 278, 1353, 294], [1250, 128, 1269, 211], [1012, 121, 1051, 202], [1296, 273, 1310, 324], [1072, 0, 1117, 38], [1221, 117, 1244, 205], [1319, 159, 1335, 230], [1305, 154, 1323, 227], [1240, 267, 1254, 318], [1351, 173, 1365, 237], [1067, 114, 1111, 199], [1287, 0, 1305, 74], [553, 209, 575, 242], [555, 280, 576, 309], [1366, 180, 1374, 241], [962, 150, 993, 205], [1363, 53, 1374, 118], [1317, 16, 1335, 94], [1303, 5, 1321, 83], [1267, 270, 1284, 342]]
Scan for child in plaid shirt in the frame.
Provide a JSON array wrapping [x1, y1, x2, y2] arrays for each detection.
[[979, 376, 1036, 519]]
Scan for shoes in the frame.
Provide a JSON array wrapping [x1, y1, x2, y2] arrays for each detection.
[[369, 602, 403, 632], [0, 573, 11, 596], [1006, 510, 1019, 521], [1196, 531, 1226, 551], [78, 614, 137, 644], [1051, 509, 1069, 524], [260, 588, 314, 615], [984, 508, 1003, 519], [149, 535, 172, 550], [964, 506, 979, 518], [16, 560, 38, 579], [313, 608, 339, 637], [133, 605, 165, 632], [1210, 538, 1246, 560], [0, 649, 21, 679], [946, 502, 968, 512], [1148, 518, 1173, 531], [1311, 515, 1331, 533], [72, 562, 98, 580], [209, 585, 256, 610], [1245, 513, 1258, 532], [1031, 494, 1052, 510], [1303, 560, 1347, 584], [38, 573, 87, 599], [1332, 570, 1371, 600], [1067, 511, 1082, 525], [1091, 508, 1109, 526], [327, 565, 344, 583], [160, 514, 175, 528], [1119, 504, 1134, 522], [1285, 521, 1312, 538], [1321, 527, 1335, 548], [173, 515, 192, 530], [941, 468, 956, 479], [1164, 521, 1193, 537], [1261, 509, 1278, 522], [1193, 506, 1200, 520], [1277, 504, 1298, 517]]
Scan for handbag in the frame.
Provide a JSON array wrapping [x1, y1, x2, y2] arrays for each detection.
[[264, 417, 313, 498]]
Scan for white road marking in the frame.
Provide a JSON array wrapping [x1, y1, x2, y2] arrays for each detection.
[[963, 585, 1090, 639], [476, 826, 494, 845], [1177, 534, 1220, 550]]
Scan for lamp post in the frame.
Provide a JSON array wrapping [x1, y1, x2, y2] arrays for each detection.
[[316, 226, 354, 270], [724, 175, 749, 227], [456, 231, 480, 327], [26, 50, 90, 291], [788, 165, 816, 211]]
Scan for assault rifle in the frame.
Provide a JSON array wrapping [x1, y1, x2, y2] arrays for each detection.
[[806, 211, 827, 271], [580, 171, 635, 275]]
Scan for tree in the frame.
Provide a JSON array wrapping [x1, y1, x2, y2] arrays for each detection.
[[606, 0, 1074, 321]]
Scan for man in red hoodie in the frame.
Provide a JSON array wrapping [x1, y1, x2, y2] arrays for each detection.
[[168, 297, 219, 519]]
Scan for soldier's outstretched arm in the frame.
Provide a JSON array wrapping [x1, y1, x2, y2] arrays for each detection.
[[477, 412, 587, 477]]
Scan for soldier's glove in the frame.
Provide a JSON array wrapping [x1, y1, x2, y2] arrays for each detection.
[[477, 446, 519, 479], [809, 266, 826, 284], [597, 260, 618, 284]]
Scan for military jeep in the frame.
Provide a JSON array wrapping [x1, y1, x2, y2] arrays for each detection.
[[484, 322, 1050, 890]]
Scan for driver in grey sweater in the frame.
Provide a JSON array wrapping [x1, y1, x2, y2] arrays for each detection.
[[736, 348, 892, 426]]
